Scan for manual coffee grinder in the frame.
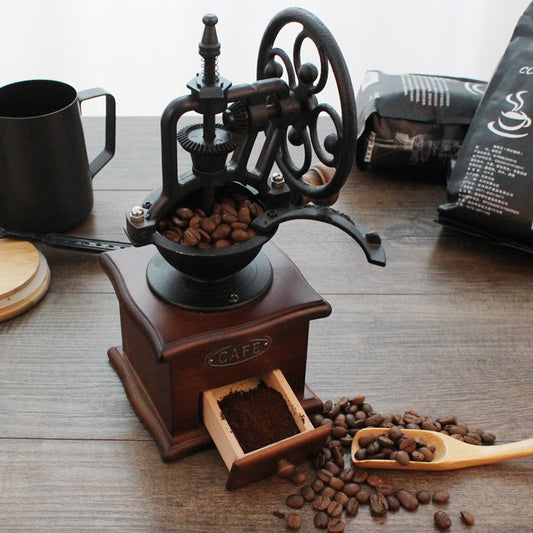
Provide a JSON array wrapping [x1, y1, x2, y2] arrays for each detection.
[[100, 8, 385, 487]]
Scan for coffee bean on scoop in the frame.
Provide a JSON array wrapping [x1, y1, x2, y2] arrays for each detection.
[[394, 450, 410, 466], [357, 433, 376, 448]]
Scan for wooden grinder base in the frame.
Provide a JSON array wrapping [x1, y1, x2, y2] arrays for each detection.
[[100, 243, 331, 461]]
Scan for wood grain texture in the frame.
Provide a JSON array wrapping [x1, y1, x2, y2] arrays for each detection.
[[0, 240, 39, 297], [1, 117, 532, 532]]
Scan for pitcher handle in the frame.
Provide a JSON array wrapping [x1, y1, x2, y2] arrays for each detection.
[[77, 88, 116, 178]]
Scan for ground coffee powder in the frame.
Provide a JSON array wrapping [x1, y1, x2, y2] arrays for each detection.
[[218, 381, 300, 453]]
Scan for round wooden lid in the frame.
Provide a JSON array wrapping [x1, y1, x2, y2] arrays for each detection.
[[0, 239, 51, 322]]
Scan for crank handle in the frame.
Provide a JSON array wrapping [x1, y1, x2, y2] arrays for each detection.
[[250, 205, 386, 267], [0, 227, 131, 253]]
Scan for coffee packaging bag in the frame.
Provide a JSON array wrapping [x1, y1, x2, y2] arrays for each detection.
[[356, 71, 486, 178], [438, 2, 533, 252]]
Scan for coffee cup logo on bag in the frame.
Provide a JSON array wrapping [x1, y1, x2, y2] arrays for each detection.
[[0, 79, 116, 233], [487, 91, 531, 138]]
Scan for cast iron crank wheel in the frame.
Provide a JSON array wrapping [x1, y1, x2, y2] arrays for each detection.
[[256, 7, 357, 201]]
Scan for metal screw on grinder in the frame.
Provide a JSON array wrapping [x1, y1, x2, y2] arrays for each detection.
[[271, 173, 285, 189], [130, 206, 145, 224]]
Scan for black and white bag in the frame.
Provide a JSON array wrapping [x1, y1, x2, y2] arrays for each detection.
[[438, 2, 533, 252], [356, 70, 486, 178]]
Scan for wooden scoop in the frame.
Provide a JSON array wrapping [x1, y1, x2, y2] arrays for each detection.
[[351, 427, 533, 471]]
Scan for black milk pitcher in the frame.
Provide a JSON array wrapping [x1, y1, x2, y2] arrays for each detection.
[[0, 79, 115, 233]]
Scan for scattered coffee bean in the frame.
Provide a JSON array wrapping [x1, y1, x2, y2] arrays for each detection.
[[326, 500, 343, 518], [386, 495, 400, 512], [370, 492, 389, 516], [460, 510, 475, 526], [366, 474, 385, 488], [355, 488, 371, 504], [331, 445, 345, 469], [339, 468, 354, 483], [291, 472, 307, 485], [318, 468, 334, 483], [352, 470, 368, 484], [300, 484, 316, 502], [286, 493, 305, 509], [324, 461, 341, 476], [378, 485, 395, 499], [314, 511, 329, 529], [286, 512, 302, 530], [313, 495, 331, 512], [326, 518, 345, 532], [320, 486, 336, 500], [434, 510, 452, 530], [333, 492, 349, 507], [345, 497, 359, 516], [432, 490, 450, 504], [329, 477, 344, 491], [342, 483, 360, 497], [416, 490, 431, 504], [395, 489, 419, 511], [277, 459, 296, 479]]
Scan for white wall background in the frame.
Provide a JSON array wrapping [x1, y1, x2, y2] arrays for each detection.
[[1, 0, 531, 115]]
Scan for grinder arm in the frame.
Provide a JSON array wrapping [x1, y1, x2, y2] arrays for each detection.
[[250, 205, 386, 267]]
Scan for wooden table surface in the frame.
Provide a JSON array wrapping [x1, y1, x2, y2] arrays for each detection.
[[1, 117, 531, 532]]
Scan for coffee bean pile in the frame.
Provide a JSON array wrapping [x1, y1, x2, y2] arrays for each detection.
[[157, 187, 264, 248], [354, 426, 436, 466], [273, 395, 489, 531], [312, 396, 496, 450], [278, 460, 465, 531]]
